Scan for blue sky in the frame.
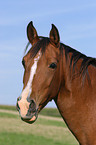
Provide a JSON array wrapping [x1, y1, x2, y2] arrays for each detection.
[[0, 0, 96, 107]]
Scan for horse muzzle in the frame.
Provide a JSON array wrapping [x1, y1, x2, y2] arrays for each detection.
[[16, 98, 38, 124]]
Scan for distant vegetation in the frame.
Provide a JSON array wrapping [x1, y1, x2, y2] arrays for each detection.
[[40, 108, 61, 117], [0, 105, 61, 118], [0, 105, 16, 111]]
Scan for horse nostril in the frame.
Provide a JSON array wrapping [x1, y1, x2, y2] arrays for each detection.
[[30, 100, 36, 111], [27, 97, 31, 103], [16, 97, 21, 111], [17, 96, 21, 102], [16, 102, 20, 111], [26, 100, 36, 116]]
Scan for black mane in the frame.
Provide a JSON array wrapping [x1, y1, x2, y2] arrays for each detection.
[[60, 43, 96, 81]]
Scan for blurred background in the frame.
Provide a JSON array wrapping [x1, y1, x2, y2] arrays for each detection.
[[0, 0, 96, 107]]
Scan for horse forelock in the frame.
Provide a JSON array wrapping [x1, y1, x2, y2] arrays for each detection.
[[24, 37, 50, 57]]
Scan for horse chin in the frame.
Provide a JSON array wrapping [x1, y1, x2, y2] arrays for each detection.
[[21, 113, 38, 124]]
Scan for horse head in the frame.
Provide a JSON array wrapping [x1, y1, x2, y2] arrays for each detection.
[[16, 21, 62, 123]]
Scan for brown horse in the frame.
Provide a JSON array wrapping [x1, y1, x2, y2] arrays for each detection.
[[16, 21, 96, 145]]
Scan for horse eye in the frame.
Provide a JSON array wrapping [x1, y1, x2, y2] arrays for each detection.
[[49, 63, 57, 69], [22, 59, 25, 67]]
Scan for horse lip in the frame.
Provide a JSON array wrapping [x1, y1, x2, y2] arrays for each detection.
[[21, 109, 38, 124], [21, 112, 37, 120], [21, 115, 38, 124]]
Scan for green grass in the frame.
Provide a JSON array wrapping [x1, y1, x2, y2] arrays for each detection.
[[0, 112, 18, 118], [0, 106, 78, 145], [36, 118, 66, 127], [40, 108, 61, 118], [0, 132, 65, 145], [0, 105, 16, 111], [0, 112, 64, 127], [0, 105, 61, 117]]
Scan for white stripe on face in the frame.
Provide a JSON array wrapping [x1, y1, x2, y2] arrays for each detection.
[[21, 52, 41, 101]]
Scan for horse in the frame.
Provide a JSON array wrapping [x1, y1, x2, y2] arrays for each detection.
[[16, 21, 96, 145]]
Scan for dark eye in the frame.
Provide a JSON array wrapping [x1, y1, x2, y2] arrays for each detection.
[[49, 63, 57, 69], [22, 59, 25, 67]]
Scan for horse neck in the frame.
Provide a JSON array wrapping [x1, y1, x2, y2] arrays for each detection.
[[54, 46, 96, 144], [54, 44, 95, 119], [54, 46, 71, 118], [54, 45, 84, 119], [59, 46, 72, 93]]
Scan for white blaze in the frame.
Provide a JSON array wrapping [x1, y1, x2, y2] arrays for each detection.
[[21, 52, 41, 101]]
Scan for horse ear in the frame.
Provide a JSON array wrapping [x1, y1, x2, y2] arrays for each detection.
[[49, 24, 60, 47], [27, 21, 39, 45]]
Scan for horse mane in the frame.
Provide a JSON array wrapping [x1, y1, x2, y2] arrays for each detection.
[[60, 43, 96, 81], [24, 37, 96, 81]]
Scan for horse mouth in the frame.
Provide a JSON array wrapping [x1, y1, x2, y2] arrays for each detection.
[[21, 113, 38, 124], [16, 99, 38, 124], [19, 108, 38, 124]]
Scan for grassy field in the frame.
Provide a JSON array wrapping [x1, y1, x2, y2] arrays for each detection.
[[0, 106, 78, 145], [0, 105, 61, 117]]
